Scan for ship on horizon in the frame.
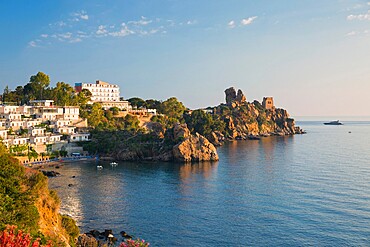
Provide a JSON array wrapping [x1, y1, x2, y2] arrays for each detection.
[[323, 120, 343, 125]]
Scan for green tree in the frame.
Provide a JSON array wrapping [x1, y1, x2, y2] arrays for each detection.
[[124, 114, 140, 131], [128, 97, 146, 108], [110, 107, 120, 115], [51, 82, 75, 106], [159, 97, 186, 120], [29, 72, 50, 100], [145, 99, 161, 109], [185, 110, 214, 136], [0, 143, 39, 231], [88, 103, 105, 127], [14, 86, 25, 104], [76, 88, 92, 106]]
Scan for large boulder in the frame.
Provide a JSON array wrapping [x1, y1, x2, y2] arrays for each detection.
[[225, 87, 237, 106], [236, 89, 247, 103], [173, 133, 219, 162], [77, 234, 98, 247], [173, 123, 190, 140]]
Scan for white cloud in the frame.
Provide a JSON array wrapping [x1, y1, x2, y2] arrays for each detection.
[[59, 32, 72, 39], [347, 10, 370, 21], [129, 16, 152, 26], [346, 29, 370, 37], [49, 21, 66, 27], [346, 31, 357, 36], [72, 10, 89, 21], [30, 13, 201, 46], [69, 38, 82, 43], [186, 20, 197, 25], [228, 20, 236, 28], [28, 41, 37, 47], [167, 20, 175, 27], [96, 25, 108, 35], [109, 26, 135, 37], [241, 16, 258, 26], [368, 2, 370, 5]]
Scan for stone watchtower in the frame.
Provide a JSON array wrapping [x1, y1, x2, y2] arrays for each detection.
[[262, 97, 274, 110]]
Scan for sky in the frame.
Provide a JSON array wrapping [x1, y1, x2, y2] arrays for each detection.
[[0, 0, 369, 116]]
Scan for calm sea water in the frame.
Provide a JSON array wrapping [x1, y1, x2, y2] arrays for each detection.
[[48, 121, 370, 246]]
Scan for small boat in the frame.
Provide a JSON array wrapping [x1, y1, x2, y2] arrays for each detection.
[[110, 162, 118, 166], [324, 120, 343, 125], [97, 165, 103, 170]]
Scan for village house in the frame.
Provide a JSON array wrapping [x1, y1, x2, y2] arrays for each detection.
[[69, 133, 90, 142], [0, 99, 88, 156]]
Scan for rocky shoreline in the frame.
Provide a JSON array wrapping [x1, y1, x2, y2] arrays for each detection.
[[77, 229, 134, 247]]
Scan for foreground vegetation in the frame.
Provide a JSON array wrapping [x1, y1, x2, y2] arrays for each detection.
[[0, 143, 78, 246]]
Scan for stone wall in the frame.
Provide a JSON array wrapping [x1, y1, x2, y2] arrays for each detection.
[[262, 97, 274, 110]]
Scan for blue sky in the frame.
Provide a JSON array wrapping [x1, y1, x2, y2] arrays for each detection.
[[0, 0, 369, 116]]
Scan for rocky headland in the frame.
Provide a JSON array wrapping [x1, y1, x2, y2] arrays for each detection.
[[208, 87, 304, 143], [87, 123, 219, 162], [83, 87, 304, 162]]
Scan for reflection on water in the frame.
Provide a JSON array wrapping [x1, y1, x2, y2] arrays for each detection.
[[179, 162, 218, 180], [48, 122, 370, 246]]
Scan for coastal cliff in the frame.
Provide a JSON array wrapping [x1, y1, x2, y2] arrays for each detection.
[[172, 123, 219, 162], [0, 143, 78, 246]]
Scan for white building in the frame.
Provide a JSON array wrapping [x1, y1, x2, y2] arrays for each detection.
[[56, 126, 76, 134], [29, 127, 45, 137], [69, 133, 90, 142], [0, 105, 19, 114], [51, 119, 72, 128], [30, 136, 47, 145], [75, 80, 131, 110], [9, 137, 29, 146], [23, 119, 42, 128], [62, 107, 79, 120], [29, 100, 54, 107], [5, 120, 24, 130], [75, 80, 120, 102], [47, 135, 62, 143], [0, 113, 22, 120]]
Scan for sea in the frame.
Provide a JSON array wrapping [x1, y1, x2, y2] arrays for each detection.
[[48, 119, 370, 246]]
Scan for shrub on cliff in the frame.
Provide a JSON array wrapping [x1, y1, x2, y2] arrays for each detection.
[[0, 144, 39, 233], [0, 143, 79, 246], [184, 110, 226, 138], [61, 215, 79, 247]]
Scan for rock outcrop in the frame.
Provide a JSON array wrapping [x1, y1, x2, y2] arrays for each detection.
[[225, 87, 247, 107], [236, 89, 246, 104], [110, 123, 218, 162], [213, 88, 304, 141], [172, 123, 219, 162], [225, 87, 237, 105]]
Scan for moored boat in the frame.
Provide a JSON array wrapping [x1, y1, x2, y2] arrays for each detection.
[[110, 162, 118, 166]]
